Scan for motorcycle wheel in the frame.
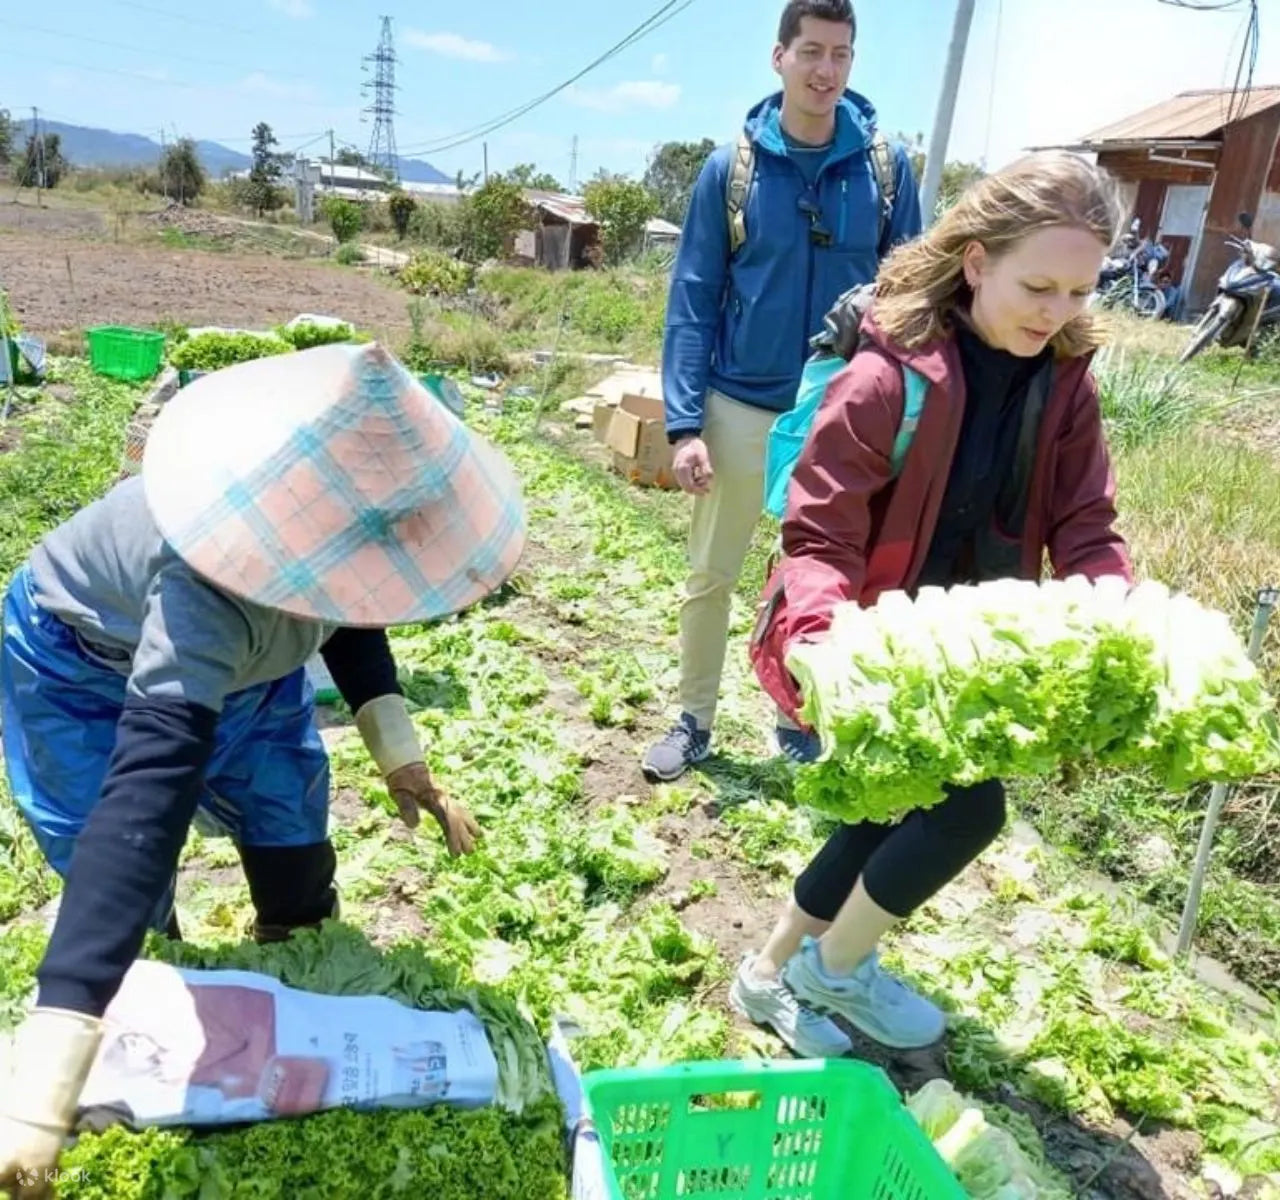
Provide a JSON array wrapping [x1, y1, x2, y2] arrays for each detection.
[[1132, 287, 1166, 319], [1179, 306, 1231, 364]]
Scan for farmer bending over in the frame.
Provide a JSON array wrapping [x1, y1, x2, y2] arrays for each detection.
[[734, 152, 1135, 1056], [0, 343, 525, 1191]]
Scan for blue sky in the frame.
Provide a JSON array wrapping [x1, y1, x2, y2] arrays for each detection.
[[3, 0, 1271, 185]]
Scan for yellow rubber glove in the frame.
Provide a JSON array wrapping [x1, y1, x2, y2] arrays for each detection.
[[0, 1008, 103, 1198]]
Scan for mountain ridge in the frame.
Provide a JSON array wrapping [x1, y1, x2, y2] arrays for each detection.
[[12, 119, 450, 184]]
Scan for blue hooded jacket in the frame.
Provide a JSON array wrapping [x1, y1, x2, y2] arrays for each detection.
[[661, 90, 923, 438]]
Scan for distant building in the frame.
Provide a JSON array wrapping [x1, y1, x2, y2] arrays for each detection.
[[400, 180, 467, 205], [644, 216, 682, 252], [518, 191, 602, 271], [1039, 86, 1280, 314]]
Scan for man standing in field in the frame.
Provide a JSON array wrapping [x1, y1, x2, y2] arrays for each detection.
[[643, 0, 923, 783]]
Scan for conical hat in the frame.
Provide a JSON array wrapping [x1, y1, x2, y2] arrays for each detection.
[[142, 342, 526, 627]]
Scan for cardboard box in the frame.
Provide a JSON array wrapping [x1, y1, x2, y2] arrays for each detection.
[[596, 392, 676, 490]]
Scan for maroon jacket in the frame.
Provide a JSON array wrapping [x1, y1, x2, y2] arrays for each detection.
[[751, 314, 1135, 723]]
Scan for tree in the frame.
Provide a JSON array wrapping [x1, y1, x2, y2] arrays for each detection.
[[893, 131, 985, 219], [13, 131, 68, 189], [501, 162, 563, 192], [0, 111, 12, 167], [583, 176, 659, 264], [157, 138, 206, 206], [245, 122, 285, 217], [323, 196, 362, 244], [388, 190, 417, 240], [335, 147, 367, 169], [643, 138, 715, 225], [459, 175, 527, 263]]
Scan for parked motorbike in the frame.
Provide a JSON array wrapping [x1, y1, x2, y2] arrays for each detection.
[[1096, 219, 1170, 318], [1179, 211, 1280, 364]]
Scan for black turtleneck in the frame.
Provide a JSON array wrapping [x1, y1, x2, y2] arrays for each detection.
[[917, 320, 1052, 587]]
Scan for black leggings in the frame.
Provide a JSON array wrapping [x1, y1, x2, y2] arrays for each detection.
[[794, 779, 1007, 921]]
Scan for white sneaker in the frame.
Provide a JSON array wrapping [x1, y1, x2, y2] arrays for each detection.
[[784, 937, 946, 1050], [728, 954, 852, 1059]]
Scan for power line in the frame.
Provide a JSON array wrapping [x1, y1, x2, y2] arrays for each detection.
[[982, 0, 1003, 167], [1157, 0, 1247, 9], [395, 0, 694, 157], [6, 18, 311, 82], [105, 0, 265, 37], [1155, 0, 1260, 134], [18, 52, 341, 111]]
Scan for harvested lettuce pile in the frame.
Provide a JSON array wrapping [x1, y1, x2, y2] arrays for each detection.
[[9, 924, 568, 1200], [908, 1079, 1073, 1199], [787, 576, 1279, 824]]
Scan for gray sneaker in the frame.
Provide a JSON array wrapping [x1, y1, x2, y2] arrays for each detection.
[[783, 937, 946, 1050], [642, 713, 711, 783], [728, 954, 853, 1058]]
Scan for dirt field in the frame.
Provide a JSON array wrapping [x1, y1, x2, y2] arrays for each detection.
[[0, 201, 414, 341]]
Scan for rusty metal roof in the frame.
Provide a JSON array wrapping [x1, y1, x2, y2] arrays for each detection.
[[524, 190, 596, 226], [1079, 86, 1280, 146]]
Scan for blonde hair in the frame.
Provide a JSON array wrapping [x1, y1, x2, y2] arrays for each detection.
[[873, 151, 1125, 358]]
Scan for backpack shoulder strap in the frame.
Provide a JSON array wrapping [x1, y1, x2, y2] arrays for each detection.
[[726, 133, 755, 256], [890, 365, 927, 478], [869, 132, 898, 257]]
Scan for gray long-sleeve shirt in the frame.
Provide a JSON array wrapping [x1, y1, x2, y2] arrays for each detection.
[[28, 476, 336, 713]]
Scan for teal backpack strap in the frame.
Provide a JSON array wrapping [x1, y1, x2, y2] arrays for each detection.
[[890, 365, 927, 478], [763, 354, 845, 520], [763, 359, 926, 524]]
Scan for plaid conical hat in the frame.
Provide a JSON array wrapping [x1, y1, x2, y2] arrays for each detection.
[[142, 342, 526, 627]]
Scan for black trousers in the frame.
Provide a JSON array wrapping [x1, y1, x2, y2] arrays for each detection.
[[794, 779, 1007, 921], [239, 841, 338, 942]]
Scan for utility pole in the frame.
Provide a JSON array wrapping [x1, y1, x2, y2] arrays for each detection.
[[569, 135, 579, 194], [31, 107, 45, 204], [483, 142, 489, 184], [159, 127, 168, 203], [328, 128, 336, 193], [919, 0, 976, 227]]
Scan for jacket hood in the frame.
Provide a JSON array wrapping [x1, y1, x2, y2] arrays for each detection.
[[743, 89, 878, 159], [859, 310, 953, 387]]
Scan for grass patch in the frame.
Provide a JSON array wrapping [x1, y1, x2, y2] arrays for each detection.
[[477, 265, 666, 362], [1012, 770, 1280, 996], [1093, 345, 1209, 450], [0, 360, 143, 584], [1113, 431, 1280, 690]]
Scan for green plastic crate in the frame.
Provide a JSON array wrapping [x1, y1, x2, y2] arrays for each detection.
[[581, 1058, 965, 1200], [87, 326, 165, 381]]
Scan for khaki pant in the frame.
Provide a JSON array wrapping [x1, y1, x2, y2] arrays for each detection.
[[679, 389, 778, 729]]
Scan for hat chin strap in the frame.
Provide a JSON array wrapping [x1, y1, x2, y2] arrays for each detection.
[[354, 695, 423, 776]]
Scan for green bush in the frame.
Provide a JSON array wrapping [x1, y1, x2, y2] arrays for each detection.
[[388, 190, 417, 240], [323, 197, 363, 244], [572, 285, 645, 345], [398, 251, 474, 297], [400, 322, 510, 375], [168, 331, 292, 372], [408, 200, 466, 250], [334, 243, 365, 266]]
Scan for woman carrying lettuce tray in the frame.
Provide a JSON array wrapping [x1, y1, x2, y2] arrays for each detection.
[[0, 343, 526, 1192], [732, 152, 1136, 1058]]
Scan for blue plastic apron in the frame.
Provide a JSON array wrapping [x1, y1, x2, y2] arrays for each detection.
[[0, 564, 330, 929]]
